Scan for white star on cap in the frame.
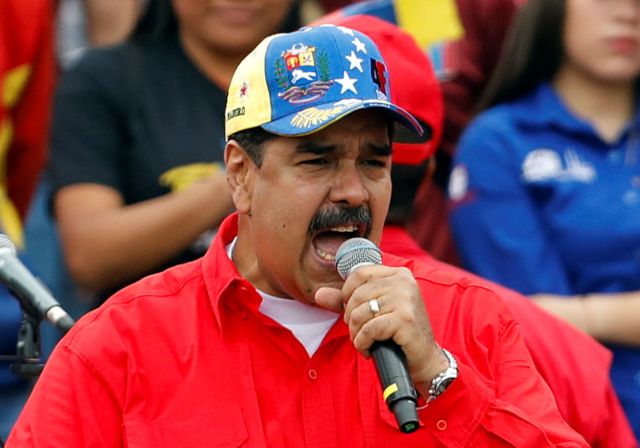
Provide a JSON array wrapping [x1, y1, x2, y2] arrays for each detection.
[[352, 37, 367, 54], [338, 26, 355, 36], [335, 71, 358, 94], [345, 51, 363, 72]]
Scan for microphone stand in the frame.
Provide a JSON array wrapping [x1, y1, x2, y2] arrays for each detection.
[[3, 292, 74, 380], [10, 311, 44, 379], [0, 312, 45, 378], [0, 311, 44, 447]]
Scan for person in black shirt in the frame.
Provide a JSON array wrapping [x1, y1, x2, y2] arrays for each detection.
[[49, 0, 301, 303]]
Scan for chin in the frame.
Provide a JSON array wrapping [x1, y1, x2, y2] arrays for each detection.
[[596, 63, 640, 82]]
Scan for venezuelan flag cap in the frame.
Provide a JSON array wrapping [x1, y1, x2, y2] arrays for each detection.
[[224, 24, 423, 140]]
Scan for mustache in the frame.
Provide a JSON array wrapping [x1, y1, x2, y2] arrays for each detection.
[[308, 206, 372, 237]]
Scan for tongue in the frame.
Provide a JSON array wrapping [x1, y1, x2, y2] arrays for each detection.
[[313, 232, 349, 257]]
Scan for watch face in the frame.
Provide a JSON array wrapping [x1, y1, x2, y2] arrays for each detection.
[[436, 377, 455, 395]]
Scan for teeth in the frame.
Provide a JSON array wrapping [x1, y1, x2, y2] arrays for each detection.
[[316, 248, 336, 261], [330, 225, 357, 232]]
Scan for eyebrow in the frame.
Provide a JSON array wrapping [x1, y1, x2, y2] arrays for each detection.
[[369, 142, 392, 157], [294, 141, 392, 156], [295, 141, 336, 155]]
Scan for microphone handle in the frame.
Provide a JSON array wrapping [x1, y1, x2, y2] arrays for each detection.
[[371, 339, 419, 433]]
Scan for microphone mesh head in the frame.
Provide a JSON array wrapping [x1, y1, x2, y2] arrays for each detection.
[[0, 234, 16, 254], [335, 237, 382, 279]]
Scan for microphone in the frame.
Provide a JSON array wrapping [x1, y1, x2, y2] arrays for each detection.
[[336, 238, 419, 433], [0, 234, 75, 333]]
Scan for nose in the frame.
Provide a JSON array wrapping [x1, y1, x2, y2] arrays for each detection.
[[329, 162, 369, 207]]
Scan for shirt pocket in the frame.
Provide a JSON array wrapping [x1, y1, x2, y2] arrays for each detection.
[[125, 403, 249, 447]]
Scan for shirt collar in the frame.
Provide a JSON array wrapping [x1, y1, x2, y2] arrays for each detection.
[[202, 213, 262, 333], [202, 213, 352, 343], [202, 217, 415, 337], [518, 82, 640, 139], [518, 83, 589, 132]]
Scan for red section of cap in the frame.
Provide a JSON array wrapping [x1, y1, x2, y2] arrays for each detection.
[[313, 14, 444, 165]]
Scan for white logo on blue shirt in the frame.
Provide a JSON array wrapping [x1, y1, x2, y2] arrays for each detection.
[[522, 148, 596, 183], [448, 164, 469, 201]]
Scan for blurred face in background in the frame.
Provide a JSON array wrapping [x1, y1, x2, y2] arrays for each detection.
[[562, 0, 640, 83], [172, 0, 295, 56]]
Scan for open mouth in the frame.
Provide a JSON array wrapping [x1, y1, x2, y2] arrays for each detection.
[[311, 223, 368, 262]]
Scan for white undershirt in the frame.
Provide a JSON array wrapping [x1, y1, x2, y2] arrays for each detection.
[[226, 238, 339, 356]]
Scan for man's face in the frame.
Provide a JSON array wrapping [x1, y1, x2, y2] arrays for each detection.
[[229, 110, 392, 304]]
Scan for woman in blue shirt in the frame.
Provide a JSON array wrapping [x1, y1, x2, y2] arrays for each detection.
[[448, 0, 640, 437]]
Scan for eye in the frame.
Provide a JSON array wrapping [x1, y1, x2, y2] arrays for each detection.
[[362, 158, 388, 168], [300, 157, 329, 166]]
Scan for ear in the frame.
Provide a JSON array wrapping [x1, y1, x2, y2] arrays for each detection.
[[225, 140, 255, 215]]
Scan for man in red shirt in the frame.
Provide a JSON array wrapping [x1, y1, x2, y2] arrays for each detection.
[[8, 25, 587, 446]]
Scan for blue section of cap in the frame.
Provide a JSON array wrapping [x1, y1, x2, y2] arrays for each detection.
[[264, 26, 390, 120], [256, 24, 421, 138]]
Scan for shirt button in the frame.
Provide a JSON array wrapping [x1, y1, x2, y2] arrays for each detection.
[[436, 420, 447, 431], [308, 369, 318, 380]]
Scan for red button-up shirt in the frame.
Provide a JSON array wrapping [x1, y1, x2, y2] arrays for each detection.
[[8, 214, 587, 447]]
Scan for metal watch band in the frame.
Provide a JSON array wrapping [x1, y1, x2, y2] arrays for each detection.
[[427, 348, 458, 403]]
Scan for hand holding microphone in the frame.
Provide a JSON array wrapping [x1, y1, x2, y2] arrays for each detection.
[[321, 238, 449, 433]]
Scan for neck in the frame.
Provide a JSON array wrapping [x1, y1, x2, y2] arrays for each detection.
[[553, 66, 635, 143], [232, 215, 281, 298], [179, 30, 246, 90]]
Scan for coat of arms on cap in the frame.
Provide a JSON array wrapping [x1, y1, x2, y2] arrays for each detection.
[[274, 43, 333, 104]]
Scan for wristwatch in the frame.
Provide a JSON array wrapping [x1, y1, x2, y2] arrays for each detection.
[[427, 348, 458, 402]]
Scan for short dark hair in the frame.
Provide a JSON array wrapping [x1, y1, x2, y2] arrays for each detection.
[[228, 127, 278, 167]]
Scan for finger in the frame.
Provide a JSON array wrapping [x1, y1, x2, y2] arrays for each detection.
[[352, 313, 400, 353], [314, 286, 344, 313], [341, 265, 397, 303], [343, 277, 394, 323], [347, 297, 391, 339]]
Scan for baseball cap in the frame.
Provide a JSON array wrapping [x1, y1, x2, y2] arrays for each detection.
[[313, 14, 444, 166], [224, 24, 423, 140]]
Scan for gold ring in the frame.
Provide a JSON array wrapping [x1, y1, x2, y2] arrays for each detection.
[[368, 299, 381, 316]]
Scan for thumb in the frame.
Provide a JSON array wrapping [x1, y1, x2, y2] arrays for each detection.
[[314, 287, 344, 313]]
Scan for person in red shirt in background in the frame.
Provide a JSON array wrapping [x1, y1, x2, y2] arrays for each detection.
[[0, 0, 55, 442], [315, 0, 522, 266], [329, 14, 638, 446]]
